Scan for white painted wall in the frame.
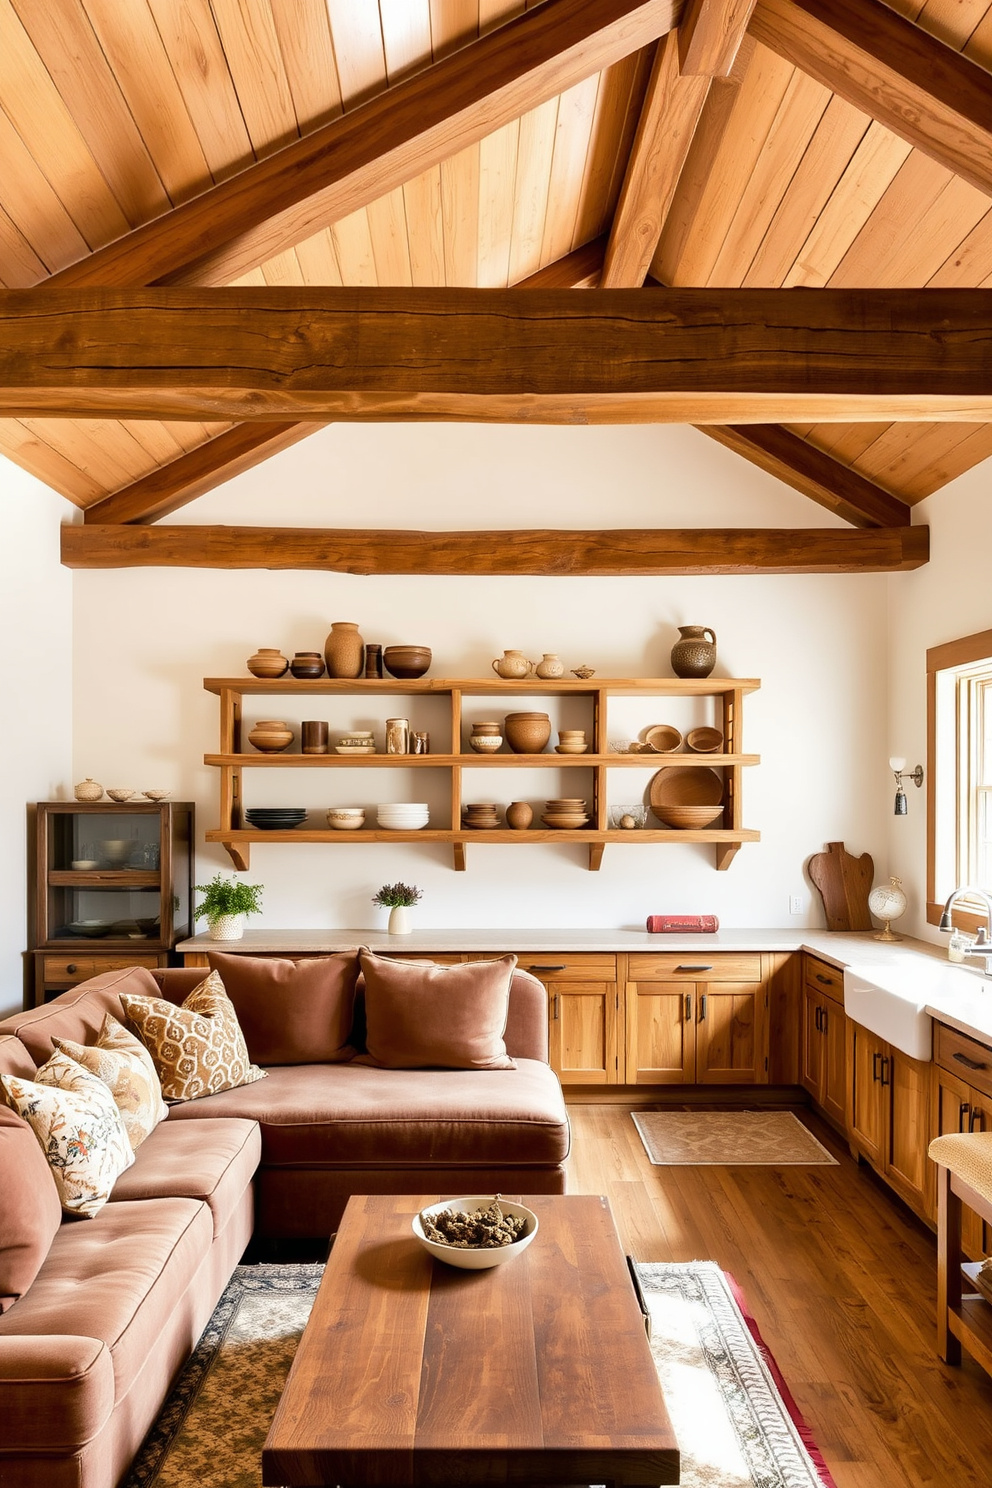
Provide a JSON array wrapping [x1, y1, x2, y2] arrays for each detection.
[[0, 461, 74, 1016], [72, 423, 891, 935], [887, 458, 992, 943]]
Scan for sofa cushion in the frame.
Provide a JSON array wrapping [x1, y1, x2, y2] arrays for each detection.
[[110, 1116, 260, 1239], [0, 1196, 212, 1445], [0, 1105, 62, 1313], [2, 966, 163, 1067], [358, 950, 516, 1070], [0, 1034, 36, 1080], [207, 950, 359, 1065], [0, 1051, 135, 1217], [167, 1058, 570, 1167], [54, 1013, 168, 1151], [121, 971, 266, 1103]]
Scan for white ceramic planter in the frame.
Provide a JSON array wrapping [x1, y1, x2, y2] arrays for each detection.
[[208, 913, 246, 941], [387, 905, 412, 935]]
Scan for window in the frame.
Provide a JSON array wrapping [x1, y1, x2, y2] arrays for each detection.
[[927, 629, 992, 928]]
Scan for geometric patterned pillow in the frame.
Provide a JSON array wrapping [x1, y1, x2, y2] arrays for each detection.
[[53, 1013, 168, 1151], [0, 1050, 135, 1217], [120, 970, 267, 1103]]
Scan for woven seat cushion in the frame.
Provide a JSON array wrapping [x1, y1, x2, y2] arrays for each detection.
[[929, 1131, 992, 1207]]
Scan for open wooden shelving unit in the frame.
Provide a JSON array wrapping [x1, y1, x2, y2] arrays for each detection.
[[203, 676, 760, 871]]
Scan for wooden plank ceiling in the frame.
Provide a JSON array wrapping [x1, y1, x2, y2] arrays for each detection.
[[2, 0, 992, 559]]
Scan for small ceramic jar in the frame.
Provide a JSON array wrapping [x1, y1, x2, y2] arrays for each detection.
[[535, 653, 565, 679], [247, 648, 289, 678], [248, 719, 294, 752], [506, 801, 533, 830], [470, 721, 503, 753], [289, 652, 325, 679]]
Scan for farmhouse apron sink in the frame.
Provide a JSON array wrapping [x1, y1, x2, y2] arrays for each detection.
[[843, 958, 981, 1060]]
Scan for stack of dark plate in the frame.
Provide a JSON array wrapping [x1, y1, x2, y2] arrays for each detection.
[[245, 807, 308, 831]]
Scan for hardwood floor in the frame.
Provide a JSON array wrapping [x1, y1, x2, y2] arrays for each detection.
[[565, 1100, 992, 1488]]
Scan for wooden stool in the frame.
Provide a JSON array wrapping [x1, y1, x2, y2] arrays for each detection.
[[929, 1131, 992, 1372]]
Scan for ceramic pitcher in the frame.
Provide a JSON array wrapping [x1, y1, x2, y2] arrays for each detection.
[[492, 649, 536, 679], [671, 625, 717, 679]]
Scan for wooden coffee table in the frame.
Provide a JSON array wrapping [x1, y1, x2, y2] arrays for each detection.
[[263, 1193, 678, 1487]]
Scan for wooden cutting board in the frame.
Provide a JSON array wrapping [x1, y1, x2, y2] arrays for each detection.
[[807, 841, 875, 931]]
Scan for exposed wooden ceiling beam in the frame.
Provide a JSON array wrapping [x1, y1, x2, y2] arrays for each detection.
[[83, 422, 326, 526], [701, 424, 910, 527], [515, 236, 609, 289], [679, 0, 757, 76], [61, 523, 928, 575], [751, 0, 992, 199], [6, 288, 992, 423], [45, 0, 680, 291]]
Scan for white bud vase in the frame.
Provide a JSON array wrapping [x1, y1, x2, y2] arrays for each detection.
[[208, 913, 245, 941], [387, 905, 412, 935]]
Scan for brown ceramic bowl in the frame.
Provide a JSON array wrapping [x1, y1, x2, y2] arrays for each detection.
[[654, 804, 725, 829], [504, 714, 552, 753], [383, 646, 432, 679]]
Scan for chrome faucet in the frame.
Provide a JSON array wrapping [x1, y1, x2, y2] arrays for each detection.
[[939, 886, 992, 973]]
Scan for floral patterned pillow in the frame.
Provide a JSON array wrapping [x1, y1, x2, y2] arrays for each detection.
[[120, 970, 266, 1103], [54, 1013, 168, 1151], [0, 1050, 135, 1217]]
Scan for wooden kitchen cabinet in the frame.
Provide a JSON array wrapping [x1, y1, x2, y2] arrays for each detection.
[[801, 956, 847, 1132], [512, 953, 620, 1085], [848, 1020, 932, 1219], [624, 953, 767, 1085], [933, 1021, 992, 1255]]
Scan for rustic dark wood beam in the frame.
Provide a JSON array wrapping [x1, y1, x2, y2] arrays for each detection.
[[45, 0, 680, 290], [701, 424, 909, 528], [751, 0, 992, 199], [515, 236, 608, 288], [62, 523, 928, 574], [6, 288, 992, 423], [84, 421, 325, 525]]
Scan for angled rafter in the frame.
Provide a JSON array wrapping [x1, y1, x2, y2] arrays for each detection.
[[679, 0, 758, 76], [45, 0, 680, 291], [83, 422, 326, 525], [5, 288, 992, 423], [701, 424, 910, 527], [61, 524, 928, 574], [751, 0, 992, 200]]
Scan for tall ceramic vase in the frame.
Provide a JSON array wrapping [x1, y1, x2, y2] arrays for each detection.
[[208, 913, 245, 941], [324, 622, 365, 678], [388, 905, 411, 935]]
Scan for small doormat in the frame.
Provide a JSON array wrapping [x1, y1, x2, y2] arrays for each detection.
[[631, 1260, 837, 1487], [632, 1111, 838, 1165]]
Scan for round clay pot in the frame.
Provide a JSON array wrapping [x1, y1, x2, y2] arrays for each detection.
[[671, 625, 717, 679], [247, 647, 289, 678], [506, 801, 533, 830], [535, 653, 565, 679], [248, 719, 294, 753], [504, 713, 551, 754], [74, 778, 103, 802], [383, 645, 432, 679], [324, 622, 365, 679], [289, 651, 325, 679]]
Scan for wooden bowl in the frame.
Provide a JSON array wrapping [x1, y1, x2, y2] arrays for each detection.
[[649, 766, 723, 813], [686, 727, 724, 753], [655, 803, 725, 829], [644, 724, 683, 753]]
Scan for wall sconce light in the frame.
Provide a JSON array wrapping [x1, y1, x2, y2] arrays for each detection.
[[890, 756, 923, 815]]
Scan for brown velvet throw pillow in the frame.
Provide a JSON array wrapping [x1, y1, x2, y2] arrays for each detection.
[[0, 1103, 62, 1311], [207, 951, 360, 1065], [358, 950, 516, 1070]]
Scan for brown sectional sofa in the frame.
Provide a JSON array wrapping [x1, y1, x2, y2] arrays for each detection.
[[0, 958, 569, 1488]]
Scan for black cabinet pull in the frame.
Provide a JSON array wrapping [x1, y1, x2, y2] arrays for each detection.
[[821, 1006, 829, 1034], [872, 1051, 881, 1082], [528, 964, 567, 973], [677, 964, 712, 972], [700, 994, 707, 1020], [66, 963, 77, 974], [814, 1006, 822, 1032], [960, 1101, 971, 1132], [815, 973, 832, 985], [880, 1057, 891, 1087], [953, 1051, 988, 1071], [684, 993, 691, 1021]]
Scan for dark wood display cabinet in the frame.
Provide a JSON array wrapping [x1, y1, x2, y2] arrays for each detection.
[[30, 801, 194, 1008]]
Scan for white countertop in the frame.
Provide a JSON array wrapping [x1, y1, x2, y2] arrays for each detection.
[[175, 927, 992, 1046]]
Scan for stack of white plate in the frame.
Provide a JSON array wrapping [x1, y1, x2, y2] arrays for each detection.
[[377, 802, 430, 830]]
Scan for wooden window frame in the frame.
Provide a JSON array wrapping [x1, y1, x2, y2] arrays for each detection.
[[927, 627, 992, 931]]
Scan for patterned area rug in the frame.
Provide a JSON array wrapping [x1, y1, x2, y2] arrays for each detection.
[[125, 1259, 834, 1488], [632, 1261, 836, 1487], [633, 1110, 838, 1165]]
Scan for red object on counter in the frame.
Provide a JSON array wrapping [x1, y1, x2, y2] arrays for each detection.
[[646, 914, 719, 933]]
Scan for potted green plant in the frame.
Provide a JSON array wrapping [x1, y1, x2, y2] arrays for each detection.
[[194, 872, 264, 942], [372, 881, 423, 936]]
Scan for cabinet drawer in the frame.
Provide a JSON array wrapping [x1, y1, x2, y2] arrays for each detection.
[[804, 956, 844, 1005], [936, 1023, 992, 1101], [627, 953, 761, 982], [42, 954, 161, 983], [513, 954, 617, 981]]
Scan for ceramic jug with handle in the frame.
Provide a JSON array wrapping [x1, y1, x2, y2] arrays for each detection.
[[671, 625, 717, 679], [492, 649, 536, 679]]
